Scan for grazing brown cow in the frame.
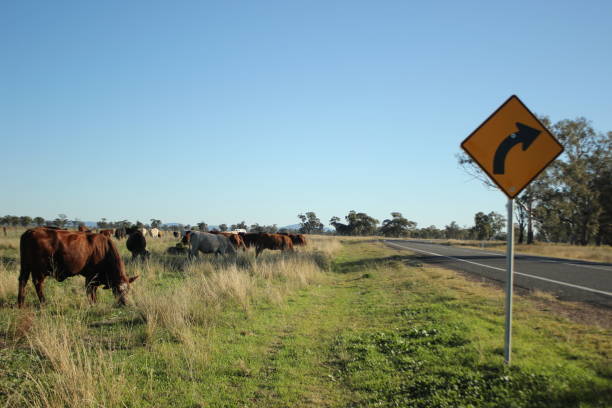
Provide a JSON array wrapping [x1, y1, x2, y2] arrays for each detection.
[[209, 231, 247, 251], [78, 225, 91, 232], [241, 233, 294, 257], [126, 227, 149, 260], [18, 227, 138, 307], [100, 229, 114, 237]]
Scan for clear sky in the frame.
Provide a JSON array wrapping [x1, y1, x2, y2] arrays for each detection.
[[1, 1, 611, 229]]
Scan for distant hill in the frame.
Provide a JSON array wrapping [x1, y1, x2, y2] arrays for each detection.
[[279, 224, 301, 231]]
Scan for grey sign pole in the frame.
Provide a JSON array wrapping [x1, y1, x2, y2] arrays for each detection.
[[504, 198, 515, 364]]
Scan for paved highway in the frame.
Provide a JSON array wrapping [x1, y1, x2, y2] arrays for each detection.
[[384, 240, 612, 308]]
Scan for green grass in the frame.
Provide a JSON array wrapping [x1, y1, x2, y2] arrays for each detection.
[[0, 235, 610, 407]]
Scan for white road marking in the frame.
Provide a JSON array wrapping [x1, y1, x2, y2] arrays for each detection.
[[405, 240, 612, 272], [385, 241, 612, 298]]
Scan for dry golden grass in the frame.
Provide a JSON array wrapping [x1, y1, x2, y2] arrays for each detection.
[[3, 312, 130, 408]]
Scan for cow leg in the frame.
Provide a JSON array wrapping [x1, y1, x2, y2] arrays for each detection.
[[87, 285, 98, 303], [17, 267, 31, 307], [255, 247, 262, 257], [17, 280, 28, 307], [33, 276, 46, 305], [85, 277, 98, 303]]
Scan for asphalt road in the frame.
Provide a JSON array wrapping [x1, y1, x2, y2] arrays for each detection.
[[384, 240, 612, 308]]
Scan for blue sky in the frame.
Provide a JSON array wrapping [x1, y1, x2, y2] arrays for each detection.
[[1, 1, 611, 229]]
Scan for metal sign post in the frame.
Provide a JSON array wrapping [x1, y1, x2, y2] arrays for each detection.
[[504, 198, 514, 364]]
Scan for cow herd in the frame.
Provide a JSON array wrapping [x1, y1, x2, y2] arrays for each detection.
[[16, 226, 307, 307]]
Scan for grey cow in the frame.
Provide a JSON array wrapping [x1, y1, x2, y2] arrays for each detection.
[[182, 231, 236, 257]]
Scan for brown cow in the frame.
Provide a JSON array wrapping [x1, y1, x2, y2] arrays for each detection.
[[241, 233, 293, 257], [18, 227, 138, 307], [209, 231, 247, 251], [100, 229, 114, 237], [78, 225, 91, 232]]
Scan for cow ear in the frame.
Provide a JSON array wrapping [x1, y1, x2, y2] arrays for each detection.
[[129, 275, 139, 283]]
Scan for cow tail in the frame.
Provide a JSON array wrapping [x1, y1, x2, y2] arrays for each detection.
[[18, 230, 32, 284], [18, 230, 33, 306]]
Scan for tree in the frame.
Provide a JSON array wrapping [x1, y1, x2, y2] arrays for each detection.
[[298, 212, 324, 234], [345, 211, 379, 236], [593, 139, 612, 245], [473, 211, 505, 240], [379, 212, 416, 237], [329, 216, 351, 235], [150, 219, 162, 228], [249, 223, 264, 233], [231, 221, 248, 231], [117, 220, 132, 229], [197, 222, 208, 232], [444, 221, 462, 239], [218, 224, 228, 232], [251, 224, 278, 233], [97, 218, 109, 229], [54, 214, 68, 228], [414, 225, 444, 239], [33, 217, 45, 227], [19, 216, 32, 227], [329, 211, 379, 236], [531, 118, 609, 245]]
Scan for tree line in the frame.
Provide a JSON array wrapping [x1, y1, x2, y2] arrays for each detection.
[[459, 117, 611, 245], [0, 216, 285, 235], [298, 211, 507, 240]]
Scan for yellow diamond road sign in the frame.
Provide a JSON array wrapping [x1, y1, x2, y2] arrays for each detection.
[[461, 95, 564, 198]]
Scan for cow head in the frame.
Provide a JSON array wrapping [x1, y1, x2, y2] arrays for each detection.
[[115, 275, 139, 305], [181, 231, 192, 245]]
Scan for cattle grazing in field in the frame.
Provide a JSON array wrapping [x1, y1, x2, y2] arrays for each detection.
[[241, 233, 294, 257], [18, 227, 138, 307], [150, 228, 160, 238], [100, 229, 114, 237], [173, 231, 180, 239], [78, 225, 91, 232], [182, 231, 236, 257], [126, 227, 150, 260], [115, 228, 126, 240], [157, 230, 163, 238]]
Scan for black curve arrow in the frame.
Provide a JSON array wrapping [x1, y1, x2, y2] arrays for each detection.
[[493, 122, 541, 174]]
